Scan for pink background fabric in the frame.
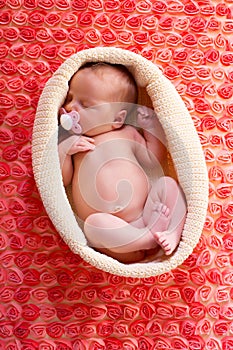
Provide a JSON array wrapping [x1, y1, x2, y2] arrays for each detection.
[[1, 0, 233, 348]]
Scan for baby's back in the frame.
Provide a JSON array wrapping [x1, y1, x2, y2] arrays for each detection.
[[72, 125, 150, 222]]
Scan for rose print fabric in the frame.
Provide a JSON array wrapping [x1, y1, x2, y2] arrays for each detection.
[[1, 0, 233, 348]]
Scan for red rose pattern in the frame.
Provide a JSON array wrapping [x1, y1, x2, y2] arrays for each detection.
[[1, 0, 233, 347]]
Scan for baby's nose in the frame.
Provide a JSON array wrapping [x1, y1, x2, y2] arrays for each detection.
[[65, 100, 81, 113]]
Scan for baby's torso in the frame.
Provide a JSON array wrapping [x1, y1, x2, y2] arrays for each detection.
[[72, 126, 150, 222]]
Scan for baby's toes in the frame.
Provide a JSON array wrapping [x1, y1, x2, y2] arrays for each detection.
[[161, 205, 170, 217], [157, 236, 171, 253], [152, 202, 163, 213], [164, 245, 172, 255], [157, 235, 167, 245]]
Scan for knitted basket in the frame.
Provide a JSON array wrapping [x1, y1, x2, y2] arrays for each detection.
[[32, 47, 208, 277]]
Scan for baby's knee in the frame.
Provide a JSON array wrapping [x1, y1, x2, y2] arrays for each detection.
[[84, 213, 106, 248], [85, 213, 102, 227], [163, 176, 178, 189], [84, 213, 104, 238], [85, 212, 117, 230], [156, 176, 176, 190], [153, 176, 179, 200]]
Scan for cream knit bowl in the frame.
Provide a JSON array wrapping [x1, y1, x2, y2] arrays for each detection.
[[32, 47, 208, 278]]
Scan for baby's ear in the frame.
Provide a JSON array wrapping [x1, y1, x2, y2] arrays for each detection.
[[113, 109, 127, 129]]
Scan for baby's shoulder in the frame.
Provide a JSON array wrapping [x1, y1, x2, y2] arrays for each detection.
[[123, 124, 144, 142], [123, 124, 139, 136]]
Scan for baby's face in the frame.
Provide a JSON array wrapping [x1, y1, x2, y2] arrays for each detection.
[[63, 68, 121, 136]]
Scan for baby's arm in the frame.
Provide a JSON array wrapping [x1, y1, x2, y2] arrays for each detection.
[[134, 107, 167, 168], [58, 135, 95, 186]]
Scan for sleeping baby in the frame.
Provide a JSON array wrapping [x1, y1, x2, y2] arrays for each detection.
[[58, 62, 187, 263]]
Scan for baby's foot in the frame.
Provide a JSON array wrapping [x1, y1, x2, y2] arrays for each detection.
[[147, 202, 171, 233], [153, 229, 182, 255]]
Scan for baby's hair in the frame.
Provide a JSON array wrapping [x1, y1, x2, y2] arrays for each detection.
[[79, 62, 138, 105]]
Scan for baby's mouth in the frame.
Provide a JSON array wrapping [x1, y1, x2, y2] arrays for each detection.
[[59, 108, 82, 135]]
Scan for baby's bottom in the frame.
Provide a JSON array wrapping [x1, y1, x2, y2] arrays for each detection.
[[84, 176, 187, 263]]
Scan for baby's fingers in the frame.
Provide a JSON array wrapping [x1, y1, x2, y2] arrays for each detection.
[[63, 136, 95, 154], [137, 106, 155, 118], [75, 138, 95, 151], [137, 106, 148, 116], [82, 136, 95, 144]]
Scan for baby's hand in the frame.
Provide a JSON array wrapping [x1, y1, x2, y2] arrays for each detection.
[[60, 135, 95, 156], [137, 106, 156, 129], [67, 135, 95, 155]]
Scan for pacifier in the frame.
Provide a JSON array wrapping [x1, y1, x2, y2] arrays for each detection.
[[59, 108, 82, 134]]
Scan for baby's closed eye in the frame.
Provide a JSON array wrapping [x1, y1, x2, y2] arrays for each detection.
[[80, 101, 90, 109], [64, 94, 72, 104]]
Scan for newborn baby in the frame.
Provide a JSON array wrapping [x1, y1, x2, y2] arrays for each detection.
[[58, 62, 187, 263]]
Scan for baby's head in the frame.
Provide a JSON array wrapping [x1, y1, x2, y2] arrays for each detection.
[[62, 62, 138, 136], [79, 62, 138, 106]]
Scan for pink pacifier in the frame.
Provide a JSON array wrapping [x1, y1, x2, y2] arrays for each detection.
[[59, 108, 82, 135]]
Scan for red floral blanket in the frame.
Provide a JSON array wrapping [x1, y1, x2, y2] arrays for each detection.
[[1, 1, 233, 348]]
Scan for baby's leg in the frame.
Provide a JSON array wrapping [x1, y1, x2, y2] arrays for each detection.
[[94, 247, 146, 264], [142, 187, 171, 232], [84, 213, 158, 255], [146, 176, 187, 255]]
